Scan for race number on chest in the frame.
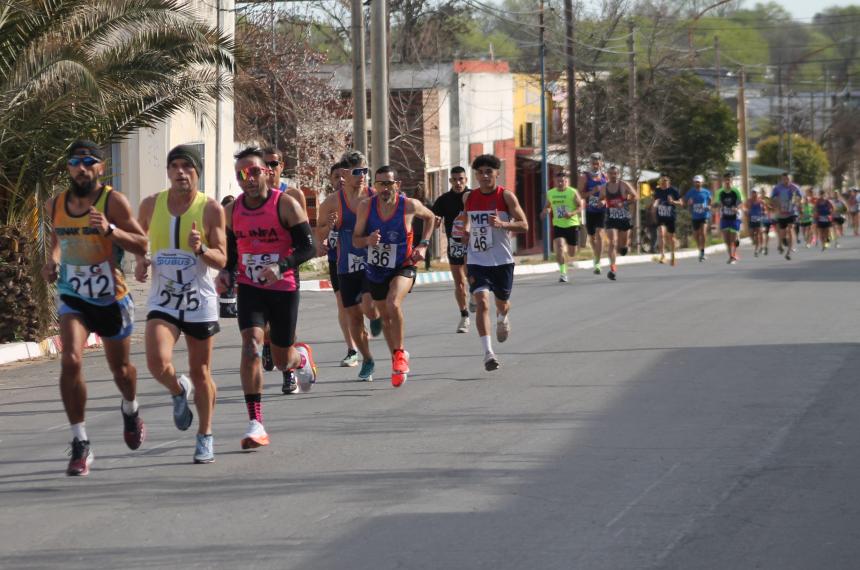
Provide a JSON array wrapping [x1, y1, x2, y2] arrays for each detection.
[[65, 261, 115, 300]]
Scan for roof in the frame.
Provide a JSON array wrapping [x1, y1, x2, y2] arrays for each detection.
[[317, 60, 511, 92], [520, 150, 661, 181], [727, 161, 786, 177]]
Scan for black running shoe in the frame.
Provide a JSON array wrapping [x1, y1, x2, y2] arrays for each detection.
[[282, 369, 298, 394], [67, 438, 93, 476], [262, 343, 274, 371], [607, 270, 616, 281], [121, 407, 146, 450]]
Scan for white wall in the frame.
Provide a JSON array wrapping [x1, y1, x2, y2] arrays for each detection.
[[457, 72, 515, 180]]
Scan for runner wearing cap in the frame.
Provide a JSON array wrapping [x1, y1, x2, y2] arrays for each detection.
[[578, 153, 607, 275], [684, 175, 711, 262], [541, 170, 583, 282]]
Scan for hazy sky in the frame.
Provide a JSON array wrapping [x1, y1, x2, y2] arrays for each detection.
[[755, 0, 857, 19]]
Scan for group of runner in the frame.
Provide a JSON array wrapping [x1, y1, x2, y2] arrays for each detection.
[[46, 141, 528, 476]]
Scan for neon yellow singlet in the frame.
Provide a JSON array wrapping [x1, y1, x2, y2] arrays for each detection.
[[546, 186, 581, 228]]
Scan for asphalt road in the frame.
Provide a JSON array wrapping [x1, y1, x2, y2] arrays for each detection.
[[1, 238, 859, 570]]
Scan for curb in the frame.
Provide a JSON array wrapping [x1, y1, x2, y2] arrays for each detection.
[[0, 333, 102, 366]]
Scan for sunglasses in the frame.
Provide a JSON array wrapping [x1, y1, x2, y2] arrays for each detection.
[[374, 180, 397, 188], [265, 160, 280, 168], [351, 167, 369, 177], [67, 156, 101, 167], [236, 166, 271, 181]]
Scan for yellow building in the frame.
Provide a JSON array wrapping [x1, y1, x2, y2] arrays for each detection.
[[513, 74, 555, 148]]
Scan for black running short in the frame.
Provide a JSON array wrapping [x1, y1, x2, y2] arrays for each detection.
[[606, 217, 632, 231], [236, 284, 299, 347], [146, 311, 220, 340], [327, 258, 340, 292], [657, 216, 676, 234], [748, 221, 763, 229], [338, 271, 368, 309], [834, 215, 846, 225], [467, 263, 514, 301], [692, 219, 708, 231], [552, 225, 579, 246], [585, 210, 605, 236], [367, 266, 417, 301], [800, 221, 812, 227], [777, 216, 797, 229], [817, 221, 832, 229]]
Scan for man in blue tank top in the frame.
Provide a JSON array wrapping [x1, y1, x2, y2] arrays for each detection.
[[684, 175, 711, 262], [353, 166, 435, 388]]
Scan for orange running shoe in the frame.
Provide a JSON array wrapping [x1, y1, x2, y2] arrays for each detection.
[[391, 349, 410, 387], [241, 420, 270, 450]]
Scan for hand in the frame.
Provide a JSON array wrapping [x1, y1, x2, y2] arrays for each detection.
[[489, 214, 505, 229], [258, 264, 281, 285], [41, 261, 58, 283], [434, 215, 443, 229], [216, 269, 233, 293], [317, 239, 329, 257], [134, 257, 150, 283], [368, 229, 381, 246], [89, 207, 109, 235], [327, 211, 338, 227], [411, 244, 427, 263], [188, 221, 202, 254]]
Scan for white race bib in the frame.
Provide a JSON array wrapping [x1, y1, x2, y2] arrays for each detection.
[[469, 225, 493, 252], [65, 261, 115, 300], [326, 230, 338, 251], [692, 203, 705, 214], [242, 252, 280, 283], [657, 204, 673, 217], [555, 205, 568, 218], [609, 207, 628, 220], [368, 243, 397, 268], [348, 252, 366, 273], [153, 250, 200, 312], [448, 240, 466, 258]]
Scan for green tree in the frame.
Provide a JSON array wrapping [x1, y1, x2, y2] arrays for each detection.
[[0, 0, 233, 341], [756, 134, 829, 185]]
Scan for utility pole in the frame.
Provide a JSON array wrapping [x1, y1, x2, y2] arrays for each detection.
[[738, 67, 750, 200], [370, 0, 389, 171], [563, 0, 577, 174], [714, 35, 721, 96], [787, 90, 793, 173], [351, 0, 367, 155], [539, 0, 550, 260], [270, 0, 278, 147], [777, 64, 784, 169], [628, 21, 641, 253]]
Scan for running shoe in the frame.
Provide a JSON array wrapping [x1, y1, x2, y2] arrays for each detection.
[[607, 264, 617, 281], [241, 419, 270, 450], [468, 297, 477, 313], [282, 369, 298, 394], [496, 314, 511, 343], [66, 438, 93, 476], [754, 250, 759, 257], [193, 434, 214, 464], [261, 342, 274, 371], [457, 315, 470, 333], [593, 265, 601, 275], [785, 251, 791, 260], [698, 251, 705, 262], [559, 274, 569, 283], [341, 349, 359, 367], [391, 349, 410, 388], [369, 318, 383, 338], [778, 244, 785, 254], [764, 247, 768, 255], [484, 351, 500, 371], [835, 242, 840, 248], [294, 343, 315, 392], [358, 358, 375, 382], [172, 374, 194, 431], [657, 255, 666, 264], [121, 406, 146, 450], [670, 255, 676, 267], [728, 257, 737, 265]]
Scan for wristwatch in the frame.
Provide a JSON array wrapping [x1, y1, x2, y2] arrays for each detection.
[[196, 244, 208, 257], [104, 223, 116, 237], [419, 239, 430, 247]]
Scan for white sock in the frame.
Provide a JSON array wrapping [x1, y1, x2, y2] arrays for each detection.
[[71, 422, 88, 442], [481, 335, 493, 354], [121, 399, 139, 415]]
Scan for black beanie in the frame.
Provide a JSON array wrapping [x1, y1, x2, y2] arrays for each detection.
[[167, 145, 203, 175]]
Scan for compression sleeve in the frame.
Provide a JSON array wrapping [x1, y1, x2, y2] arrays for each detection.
[[225, 227, 238, 273], [277, 221, 315, 272]]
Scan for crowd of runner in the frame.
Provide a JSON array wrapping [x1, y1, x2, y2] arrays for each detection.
[[44, 141, 852, 475]]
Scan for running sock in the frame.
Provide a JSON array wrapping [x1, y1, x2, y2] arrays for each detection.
[[481, 335, 493, 354], [121, 399, 139, 415], [559, 263, 567, 275], [460, 309, 469, 318], [71, 422, 87, 442], [346, 348, 357, 357], [245, 394, 262, 422]]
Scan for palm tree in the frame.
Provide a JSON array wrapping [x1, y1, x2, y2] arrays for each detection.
[[0, 0, 234, 341]]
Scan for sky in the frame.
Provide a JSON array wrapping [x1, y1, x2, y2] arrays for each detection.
[[769, 0, 858, 19]]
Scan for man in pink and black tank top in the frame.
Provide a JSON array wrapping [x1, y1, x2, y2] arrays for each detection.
[[217, 147, 317, 451], [462, 154, 529, 372]]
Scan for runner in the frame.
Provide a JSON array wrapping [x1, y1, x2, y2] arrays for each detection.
[[218, 195, 238, 319], [217, 147, 316, 449], [316, 150, 382, 382], [651, 174, 681, 266], [135, 145, 226, 464], [799, 189, 815, 248], [746, 189, 766, 256], [600, 165, 638, 280], [540, 170, 583, 283], [848, 188, 860, 236], [815, 189, 834, 250], [43, 140, 148, 476], [684, 175, 711, 262], [315, 161, 361, 366], [715, 173, 744, 264], [770, 172, 801, 260], [353, 166, 435, 386], [432, 166, 472, 329], [578, 152, 607, 275], [761, 194, 773, 255], [831, 190, 847, 247], [462, 154, 529, 371]]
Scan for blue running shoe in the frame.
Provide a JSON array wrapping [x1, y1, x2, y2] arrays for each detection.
[[172, 375, 193, 431], [358, 359, 375, 382], [193, 434, 214, 464], [369, 318, 383, 338]]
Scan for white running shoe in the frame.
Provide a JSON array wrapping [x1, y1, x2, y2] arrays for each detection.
[[241, 419, 270, 450], [456, 315, 470, 333], [294, 344, 314, 392], [496, 314, 511, 343], [484, 351, 500, 371]]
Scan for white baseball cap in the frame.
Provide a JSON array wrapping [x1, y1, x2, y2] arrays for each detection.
[[693, 175, 704, 183]]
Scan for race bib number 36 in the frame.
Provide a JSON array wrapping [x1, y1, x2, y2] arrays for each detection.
[[368, 243, 396, 268], [66, 261, 115, 300], [242, 252, 279, 283]]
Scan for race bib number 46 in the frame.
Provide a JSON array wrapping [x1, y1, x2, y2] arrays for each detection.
[[368, 243, 396, 268], [470, 225, 493, 252], [242, 252, 280, 283], [65, 261, 115, 300]]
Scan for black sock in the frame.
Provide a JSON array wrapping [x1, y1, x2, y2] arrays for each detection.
[[460, 309, 469, 317], [347, 348, 357, 356]]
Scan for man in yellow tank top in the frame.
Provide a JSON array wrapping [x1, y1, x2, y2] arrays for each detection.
[[42, 140, 149, 476], [135, 145, 227, 464]]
